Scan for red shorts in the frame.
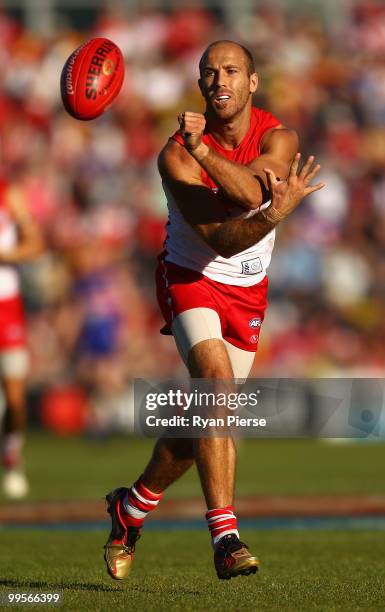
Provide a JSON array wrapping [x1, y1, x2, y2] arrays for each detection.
[[0, 295, 27, 350], [156, 258, 268, 352]]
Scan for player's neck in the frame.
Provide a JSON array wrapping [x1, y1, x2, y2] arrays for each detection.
[[206, 105, 252, 150]]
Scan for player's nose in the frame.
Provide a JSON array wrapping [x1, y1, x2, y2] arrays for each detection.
[[214, 68, 229, 88]]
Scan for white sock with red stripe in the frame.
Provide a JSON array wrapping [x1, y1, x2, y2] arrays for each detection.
[[2, 433, 24, 469], [121, 477, 163, 528], [206, 505, 239, 547]]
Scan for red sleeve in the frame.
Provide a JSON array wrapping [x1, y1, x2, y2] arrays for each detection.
[[255, 108, 282, 154], [170, 130, 184, 146]]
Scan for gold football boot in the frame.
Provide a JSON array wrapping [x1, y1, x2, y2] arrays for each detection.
[[104, 488, 141, 580], [214, 534, 260, 579]]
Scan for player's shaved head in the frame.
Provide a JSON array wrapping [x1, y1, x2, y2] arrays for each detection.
[[199, 40, 256, 77]]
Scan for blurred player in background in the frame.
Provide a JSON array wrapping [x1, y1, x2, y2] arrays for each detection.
[[0, 181, 44, 498], [104, 41, 324, 580]]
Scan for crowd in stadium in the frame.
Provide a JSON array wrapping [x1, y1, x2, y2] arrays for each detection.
[[1, 1, 385, 431]]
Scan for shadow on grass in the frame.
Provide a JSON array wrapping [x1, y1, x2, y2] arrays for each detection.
[[0, 578, 120, 593], [0, 578, 201, 596]]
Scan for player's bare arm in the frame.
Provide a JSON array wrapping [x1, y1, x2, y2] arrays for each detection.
[[159, 140, 323, 258], [0, 187, 44, 264], [179, 112, 298, 210], [206, 152, 324, 257], [158, 139, 274, 255]]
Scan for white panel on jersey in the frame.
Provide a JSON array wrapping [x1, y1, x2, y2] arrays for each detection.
[[163, 184, 275, 287]]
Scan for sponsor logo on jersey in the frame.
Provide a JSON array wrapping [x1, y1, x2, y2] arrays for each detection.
[[249, 317, 262, 328], [250, 334, 259, 344], [241, 257, 262, 275]]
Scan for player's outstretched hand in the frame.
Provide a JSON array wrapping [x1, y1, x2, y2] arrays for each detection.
[[262, 153, 325, 225]]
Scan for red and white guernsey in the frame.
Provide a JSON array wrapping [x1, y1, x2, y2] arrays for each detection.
[[0, 183, 20, 300], [164, 106, 281, 287]]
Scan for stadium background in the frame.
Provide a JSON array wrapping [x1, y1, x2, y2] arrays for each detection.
[[1, 0, 385, 436], [0, 2, 385, 609]]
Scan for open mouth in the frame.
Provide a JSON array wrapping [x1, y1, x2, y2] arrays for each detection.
[[214, 95, 231, 103]]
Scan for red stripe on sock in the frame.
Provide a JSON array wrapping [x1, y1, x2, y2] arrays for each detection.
[[116, 498, 145, 533], [120, 514, 144, 529], [210, 519, 238, 536], [126, 492, 155, 513], [206, 506, 238, 540], [122, 477, 163, 528], [135, 478, 163, 502], [206, 505, 234, 520]]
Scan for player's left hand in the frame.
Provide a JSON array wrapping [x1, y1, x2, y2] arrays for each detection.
[[178, 112, 206, 152], [262, 153, 325, 224]]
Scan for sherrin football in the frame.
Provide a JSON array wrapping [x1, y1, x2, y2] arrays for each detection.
[[60, 38, 125, 120]]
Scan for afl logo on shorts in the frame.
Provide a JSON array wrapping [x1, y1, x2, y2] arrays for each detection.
[[249, 317, 262, 329]]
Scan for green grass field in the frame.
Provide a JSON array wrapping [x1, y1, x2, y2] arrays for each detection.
[[3, 431, 384, 502], [1, 432, 385, 610], [1, 530, 385, 611]]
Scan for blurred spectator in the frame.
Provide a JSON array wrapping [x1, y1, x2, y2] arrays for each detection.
[[0, 1, 384, 434]]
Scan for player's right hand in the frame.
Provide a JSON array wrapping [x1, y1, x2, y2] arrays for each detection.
[[262, 153, 325, 224], [178, 112, 206, 152]]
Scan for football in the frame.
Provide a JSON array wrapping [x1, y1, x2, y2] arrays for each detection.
[[60, 37, 125, 120]]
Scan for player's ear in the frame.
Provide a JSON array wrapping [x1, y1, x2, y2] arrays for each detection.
[[198, 78, 203, 94], [250, 73, 258, 93]]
